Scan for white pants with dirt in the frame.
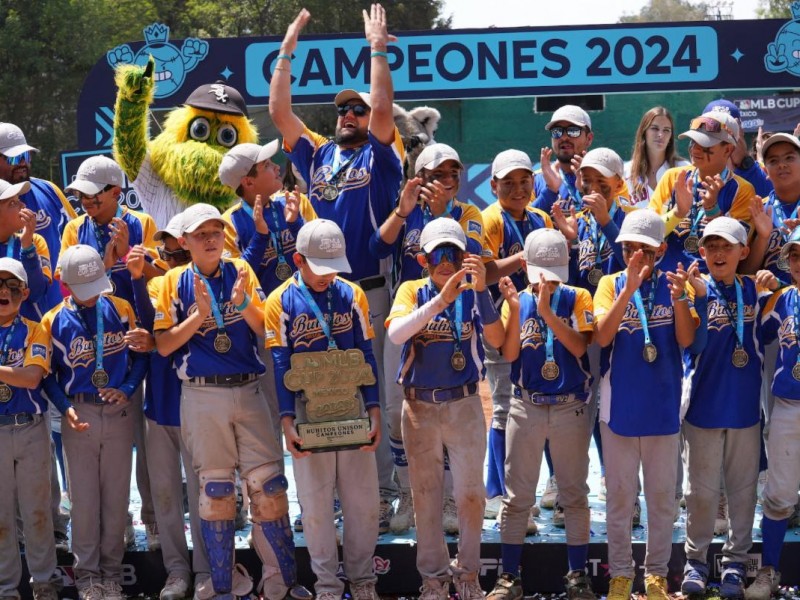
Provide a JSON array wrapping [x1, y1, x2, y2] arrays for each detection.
[[130, 386, 155, 528], [63, 400, 134, 588], [600, 422, 678, 579], [0, 415, 59, 597], [683, 422, 759, 565], [484, 345, 512, 430], [502, 396, 592, 544], [383, 336, 408, 487], [402, 393, 487, 580], [762, 397, 800, 520]]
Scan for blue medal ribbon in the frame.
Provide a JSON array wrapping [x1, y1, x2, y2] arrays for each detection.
[[708, 277, 745, 350], [192, 263, 227, 336], [71, 297, 106, 373], [560, 170, 582, 211], [0, 315, 20, 365], [5, 236, 17, 259], [429, 278, 464, 357], [769, 194, 800, 242], [91, 205, 124, 259], [242, 199, 290, 269], [632, 271, 659, 351], [589, 202, 619, 269], [422, 199, 455, 226], [296, 274, 337, 350], [326, 145, 367, 187], [500, 209, 535, 248], [688, 168, 730, 238], [532, 285, 563, 364]]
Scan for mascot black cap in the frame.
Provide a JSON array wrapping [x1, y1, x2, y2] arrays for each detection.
[[184, 81, 249, 118]]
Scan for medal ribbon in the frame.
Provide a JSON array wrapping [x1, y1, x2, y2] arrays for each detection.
[[560, 169, 582, 210], [769, 193, 800, 242], [422, 200, 455, 226], [688, 168, 730, 239], [532, 285, 563, 364], [296, 274, 337, 349], [632, 271, 659, 351], [501, 209, 535, 248], [326, 145, 367, 187], [242, 199, 289, 269], [72, 297, 106, 373], [708, 277, 745, 350], [5, 236, 17, 258], [192, 263, 227, 337], [91, 205, 123, 259], [792, 288, 800, 371], [430, 278, 463, 356], [0, 315, 20, 365], [589, 202, 619, 269]]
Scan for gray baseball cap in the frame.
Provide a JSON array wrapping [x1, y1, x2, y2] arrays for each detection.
[[580, 148, 624, 178], [154, 213, 185, 242], [415, 143, 463, 174], [419, 218, 467, 253], [545, 105, 592, 130], [66, 156, 124, 196], [0, 123, 38, 157], [333, 89, 371, 107], [180, 203, 229, 234], [219, 140, 280, 190], [524, 228, 569, 283], [0, 258, 27, 285], [762, 133, 800, 160], [492, 149, 533, 179], [679, 111, 739, 147], [296, 219, 351, 275], [0, 179, 31, 201], [780, 225, 800, 260], [59, 244, 112, 301], [616, 209, 665, 248], [699, 216, 748, 246]]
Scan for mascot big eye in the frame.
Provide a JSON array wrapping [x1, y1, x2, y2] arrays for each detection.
[[113, 57, 258, 227]]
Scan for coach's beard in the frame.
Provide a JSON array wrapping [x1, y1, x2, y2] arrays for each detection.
[[334, 126, 369, 147]]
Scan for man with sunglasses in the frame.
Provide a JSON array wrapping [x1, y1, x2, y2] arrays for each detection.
[[270, 4, 404, 527]]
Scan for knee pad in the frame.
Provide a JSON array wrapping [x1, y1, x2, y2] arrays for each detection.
[[199, 470, 236, 521], [246, 466, 288, 523]]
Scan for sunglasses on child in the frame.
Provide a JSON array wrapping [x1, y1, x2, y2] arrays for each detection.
[[550, 126, 585, 140], [1, 151, 31, 166], [426, 245, 463, 266], [336, 104, 369, 117], [689, 116, 734, 137], [158, 247, 191, 262]]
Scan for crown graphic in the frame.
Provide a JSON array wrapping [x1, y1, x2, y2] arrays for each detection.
[[791, 1, 800, 19], [143, 23, 170, 44]]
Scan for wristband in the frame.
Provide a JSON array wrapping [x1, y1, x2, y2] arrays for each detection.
[[371, 51, 389, 59], [394, 207, 408, 220], [276, 54, 292, 62], [234, 293, 251, 312], [675, 290, 688, 302], [476, 288, 500, 325], [704, 203, 721, 218], [21, 244, 36, 255]]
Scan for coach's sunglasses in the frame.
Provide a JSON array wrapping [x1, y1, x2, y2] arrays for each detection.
[[550, 126, 585, 140], [1, 151, 31, 166], [336, 104, 369, 117]]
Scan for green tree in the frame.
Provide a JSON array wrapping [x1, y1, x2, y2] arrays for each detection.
[[619, 0, 710, 22], [756, 0, 791, 18]]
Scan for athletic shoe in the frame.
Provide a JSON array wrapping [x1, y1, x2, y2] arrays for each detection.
[[102, 581, 126, 600], [745, 566, 781, 600], [160, 575, 189, 600], [316, 593, 341, 600], [54, 531, 69, 553], [645, 575, 669, 600], [124, 512, 135, 548], [378, 498, 394, 534], [231, 564, 254, 597], [31, 583, 60, 600], [487, 573, 522, 600], [598, 477, 607, 502], [720, 563, 747, 599], [454, 573, 485, 600], [681, 560, 709, 595], [293, 514, 303, 532], [419, 579, 450, 600], [390, 489, 414, 533], [674, 493, 683, 522], [540, 477, 558, 509], [552, 502, 565, 529], [527, 506, 540, 534], [442, 496, 459, 535], [757, 470, 768, 506], [333, 497, 343, 521], [563, 569, 596, 600], [78, 583, 105, 600], [714, 495, 729, 536], [606, 576, 632, 600], [485, 496, 503, 519], [146, 522, 161, 551], [351, 581, 379, 600], [632, 498, 641, 528]]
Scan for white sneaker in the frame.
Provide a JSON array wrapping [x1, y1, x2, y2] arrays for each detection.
[[527, 506, 540, 534], [316, 593, 341, 600], [78, 583, 105, 600], [102, 581, 126, 600], [745, 566, 780, 600], [419, 580, 449, 600], [160, 575, 189, 600], [146, 522, 161, 551], [455, 575, 485, 600], [714, 494, 729, 536], [443, 496, 459, 534], [351, 581, 379, 600], [485, 496, 503, 519], [390, 489, 415, 533], [540, 476, 558, 509]]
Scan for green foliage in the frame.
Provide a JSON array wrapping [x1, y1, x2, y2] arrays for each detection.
[[619, 0, 710, 22], [756, 0, 792, 18]]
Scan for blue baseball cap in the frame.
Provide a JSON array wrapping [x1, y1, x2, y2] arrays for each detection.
[[703, 99, 740, 121]]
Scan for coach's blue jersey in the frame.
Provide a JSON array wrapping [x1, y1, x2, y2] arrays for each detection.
[[20, 178, 76, 266]]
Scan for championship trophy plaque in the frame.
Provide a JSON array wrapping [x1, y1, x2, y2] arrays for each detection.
[[284, 348, 376, 452]]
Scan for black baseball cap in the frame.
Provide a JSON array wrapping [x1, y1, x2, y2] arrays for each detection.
[[184, 81, 249, 117]]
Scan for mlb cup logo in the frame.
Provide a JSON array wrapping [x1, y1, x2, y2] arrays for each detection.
[[78, 261, 101, 279], [319, 237, 343, 254]]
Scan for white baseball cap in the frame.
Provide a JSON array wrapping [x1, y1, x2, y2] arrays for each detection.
[[545, 105, 592, 130], [296, 219, 351, 275], [333, 89, 371, 107], [218, 140, 280, 190], [66, 156, 124, 196], [419, 218, 467, 253], [761, 133, 800, 159], [679, 111, 739, 147], [580, 148, 624, 178], [0, 179, 31, 201], [780, 225, 800, 260], [492, 149, 533, 179], [699, 216, 747, 246], [59, 245, 112, 301], [415, 143, 463, 174], [524, 229, 569, 283], [616, 209, 665, 248], [0, 258, 27, 285], [180, 203, 229, 234], [0, 123, 38, 157], [154, 213, 185, 242]]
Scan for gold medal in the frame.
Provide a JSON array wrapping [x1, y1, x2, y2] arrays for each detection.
[[793, 363, 800, 381], [541, 361, 560, 381], [91, 369, 110, 389], [275, 262, 292, 281], [732, 347, 749, 368], [587, 268, 603, 287], [643, 343, 658, 363], [0, 384, 12, 402], [322, 184, 339, 201], [684, 235, 700, 254], [214, 333, 232, 354], [450, 351, 466, 371], [778, 255, 790, 272]]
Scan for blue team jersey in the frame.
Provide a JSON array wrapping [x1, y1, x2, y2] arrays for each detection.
[[386, 279, 486, 389], [504, 284, 594, 398], [761, 192, 799, 286], [683, 275, 772, 429], [154, 259, 267, 380], [762, 286, 800, 401], [594, 271, 698, 437], [20, 178, 76, 266], [533, 169, 580, 214], [573, 202, 627, 294], [0, 317, 47, 414], [285, 127, 405, 281]]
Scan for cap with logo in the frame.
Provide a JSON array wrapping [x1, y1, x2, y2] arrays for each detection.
[[679, 111, 739, 147], [184, 81, 248, 117], [333, 89, 371, 108], [66, 156, 124, 196], [703, 99, 741, 120], [59, 244, 113, 301], [761, 133, 800, 160], [154, 213, 185, 242], [780, 225, 800, 260], [0, 179, 31, 201], [0, 123, 38, 157], [219, 140, 280, 190], [415, 143, 463, 174], [616, 209, 665, 248], [420, 218, 467, 253], [296, 219, 351, 275], [180, 203, 229, 235], [0, 258, 28, 285], [524, 228, 569, 283], [545, 105, 592, 131], [699, 216, 748, 246], [492, 149, 533, 179], [579, 147, 624, 178]]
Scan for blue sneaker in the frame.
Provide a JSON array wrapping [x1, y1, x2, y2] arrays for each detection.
[[721, 562, 747, 599], [681, 560, 709, 595]]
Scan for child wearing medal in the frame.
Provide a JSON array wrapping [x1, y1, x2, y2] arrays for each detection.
[[488, 229, 595, 600], [154, 203, 310, 600], [264, 219, 382, 600], [385, 218, 505, 600], [27, 245, 148, 600], [592, 209, 699, 600], [747, 226, 800, 600], [680, 217, 777, 598]]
